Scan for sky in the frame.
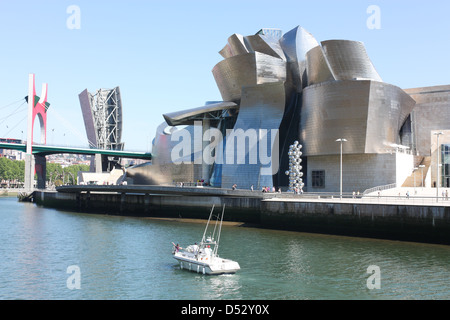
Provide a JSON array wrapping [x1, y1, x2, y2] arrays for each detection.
[[0, 0, 449, 152]]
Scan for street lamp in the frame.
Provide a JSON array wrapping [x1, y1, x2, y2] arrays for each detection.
[[419, 164, 425, 189], [434, 132, 443, 202], [413, 167, 418, 195], [336, 138, 347, 199]]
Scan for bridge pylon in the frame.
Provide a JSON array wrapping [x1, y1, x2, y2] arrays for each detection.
[[24, 74, 50, 191]]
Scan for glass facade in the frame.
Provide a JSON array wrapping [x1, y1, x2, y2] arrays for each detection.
[[441, 144, 450, 187]]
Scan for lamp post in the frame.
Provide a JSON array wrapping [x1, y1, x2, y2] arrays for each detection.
[[336, 138, 347, 199], [434, 132, 443, 202], [419, 164, 425, 189], [413, 167, 418, 195]]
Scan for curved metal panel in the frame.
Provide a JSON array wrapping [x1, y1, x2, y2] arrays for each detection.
[[219, 44, 233, 59], [301, 80, 371, 156], [149, 122, 202, 183], [365, 81, 416, 153], [212, 52, 286, 102], [244, 34, 286, 60], [125, 162, 171, 185], [212, 53, 257, 102], [151, 122, 202, 165], [163, 101, 238, 126], [305, 46, 335, 86], [255, 52, 286, 84], [321, 40, 382, 82], [217, 82, 286, 189], [219, 34, 248, 59], [228, 34, 249, 57], [279, 26, 319, 91], [301, 80, 414, 157]]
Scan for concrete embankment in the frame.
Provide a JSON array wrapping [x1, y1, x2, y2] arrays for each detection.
[[261, 198, 450, 245], [33, 185, 450, 245], [34, 186, 264, 223]]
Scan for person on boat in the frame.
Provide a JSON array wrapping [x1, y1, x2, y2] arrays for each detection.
[[172, 242, 182, 252], [193, 242, 199, 255]]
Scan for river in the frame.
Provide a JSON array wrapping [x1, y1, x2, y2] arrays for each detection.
[[0, 196, 449, 300]]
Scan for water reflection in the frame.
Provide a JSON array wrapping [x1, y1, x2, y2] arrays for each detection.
[[206, 274, 243, 300]]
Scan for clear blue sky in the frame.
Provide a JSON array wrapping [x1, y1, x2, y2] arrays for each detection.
[[0, 0, 449, 151]]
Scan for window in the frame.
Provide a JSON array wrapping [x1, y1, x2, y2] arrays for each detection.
[[441, 145, 450, 187], [312, 170, 325, 188]]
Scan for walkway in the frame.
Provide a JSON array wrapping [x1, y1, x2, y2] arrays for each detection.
[[269, 187, 450, 207]]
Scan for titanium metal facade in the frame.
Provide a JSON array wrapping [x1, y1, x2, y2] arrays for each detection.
[[301, 80, 416, 157], [280, 26, 319, 91], [142, 25, 449, 193], [212, 52, 287, 102], [320, 40, 382, 82], [216, 82, 285, 188]]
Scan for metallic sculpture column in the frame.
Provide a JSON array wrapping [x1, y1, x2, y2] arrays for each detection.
[[285, 141, 304, 193]]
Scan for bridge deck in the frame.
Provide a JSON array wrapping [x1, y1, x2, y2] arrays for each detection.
[[0, 142, 152, 159]]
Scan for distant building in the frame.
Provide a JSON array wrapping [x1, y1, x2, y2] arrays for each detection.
[[0, 138, 24, 160]]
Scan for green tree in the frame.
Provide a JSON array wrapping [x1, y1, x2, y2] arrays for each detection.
[[0, 157, 24, 181], [46, 162, 90, 186], [0, 157, 89, 186]]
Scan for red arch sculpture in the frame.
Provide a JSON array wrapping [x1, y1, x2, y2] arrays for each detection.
[[26, 74, 49, 154]]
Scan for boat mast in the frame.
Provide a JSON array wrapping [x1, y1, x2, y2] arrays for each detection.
[[214, 204, 225, 256], [201, 204, 215, 244]]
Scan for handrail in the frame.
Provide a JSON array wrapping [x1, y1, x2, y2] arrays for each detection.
[[363, 183, 397, 195]]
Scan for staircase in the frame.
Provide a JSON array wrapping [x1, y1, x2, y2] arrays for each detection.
[[401, 156, 431, 187]]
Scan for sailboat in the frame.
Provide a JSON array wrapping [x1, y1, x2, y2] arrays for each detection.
[[172, 205, 240, 275]]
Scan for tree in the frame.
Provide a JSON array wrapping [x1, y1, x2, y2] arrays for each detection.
[[0, 157, 24, 182], [0, 157, 89, 186]]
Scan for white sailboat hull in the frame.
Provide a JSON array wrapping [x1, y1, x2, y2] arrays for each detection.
[[173, 252, 240, 275], [172, 204, 240, 275]]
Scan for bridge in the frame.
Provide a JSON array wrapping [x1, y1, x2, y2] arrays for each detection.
[[0, 142, 152, 160], [0, 74, 152, 192]]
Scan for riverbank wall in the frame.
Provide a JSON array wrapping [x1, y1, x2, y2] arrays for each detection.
[[33, 185, 450, 245]]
